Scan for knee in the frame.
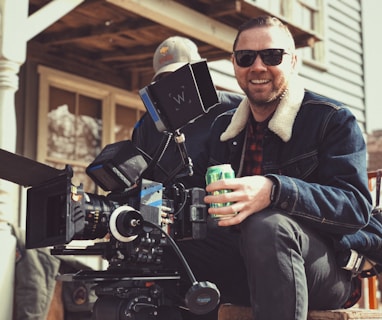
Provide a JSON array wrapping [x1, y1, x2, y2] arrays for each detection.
[[240, 210, 301, 247]]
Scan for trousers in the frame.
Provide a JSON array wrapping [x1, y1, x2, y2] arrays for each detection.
[[167, 222, 250, 320], [240, 210, 353, 320], [167, 209, 353, 320]]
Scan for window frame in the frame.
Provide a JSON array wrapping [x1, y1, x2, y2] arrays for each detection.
[[239, 0, 328, 69], [37, 66, 145, 166], [293, 0, 328, 70]]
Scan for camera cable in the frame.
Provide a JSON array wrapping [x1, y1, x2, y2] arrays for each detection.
[[142, 220, 220, 315]]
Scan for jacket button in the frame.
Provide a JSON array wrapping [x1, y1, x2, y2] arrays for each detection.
[[280, 202, 288, 209]]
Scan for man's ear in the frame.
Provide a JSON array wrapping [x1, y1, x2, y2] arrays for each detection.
[[291, 51, 301, 74]]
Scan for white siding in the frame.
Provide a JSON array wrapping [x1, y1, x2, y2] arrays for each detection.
[[300, 0, 366, 131]]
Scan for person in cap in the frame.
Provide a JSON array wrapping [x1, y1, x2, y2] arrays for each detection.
[[152, 36, 201, 81], [132, 36, 250, 319], [132, 36, 243, 189]]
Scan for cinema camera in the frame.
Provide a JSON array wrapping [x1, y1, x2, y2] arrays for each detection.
[[25, 60, 221, 319]]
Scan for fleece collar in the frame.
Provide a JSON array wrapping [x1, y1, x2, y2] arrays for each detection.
[[220, 76, 305, 142]]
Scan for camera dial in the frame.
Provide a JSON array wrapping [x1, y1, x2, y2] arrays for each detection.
[[109, 206, 144, 242]]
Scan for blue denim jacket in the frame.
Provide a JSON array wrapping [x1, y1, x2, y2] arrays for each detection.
[[207, 89, 380, 266]]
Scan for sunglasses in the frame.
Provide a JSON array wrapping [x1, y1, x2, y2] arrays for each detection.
[[233, 49, 289, 67]]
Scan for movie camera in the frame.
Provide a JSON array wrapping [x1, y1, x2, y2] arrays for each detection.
[[21, 60, 220, 319], [25, 140, 218, 319]]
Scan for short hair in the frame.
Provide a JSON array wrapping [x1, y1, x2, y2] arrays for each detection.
[[233, 16, 295, 51]]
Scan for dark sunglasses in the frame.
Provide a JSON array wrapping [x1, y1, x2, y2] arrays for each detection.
[[233, 49, 289, 67]]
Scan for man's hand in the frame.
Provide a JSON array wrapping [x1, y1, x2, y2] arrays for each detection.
[[204, 176, 274, 226]]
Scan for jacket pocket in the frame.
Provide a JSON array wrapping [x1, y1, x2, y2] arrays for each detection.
[[267, 151, 319, 179]]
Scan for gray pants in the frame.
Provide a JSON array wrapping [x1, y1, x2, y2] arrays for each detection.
[[173, 209, 353, 320], [240, 210, 353, 320]]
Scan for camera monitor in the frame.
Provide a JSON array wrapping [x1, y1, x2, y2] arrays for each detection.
[[139, 60, 219, 133], [86, 140, 148, 192]]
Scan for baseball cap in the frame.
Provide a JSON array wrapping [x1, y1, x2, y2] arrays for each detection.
[[153, 36, 202, 80]]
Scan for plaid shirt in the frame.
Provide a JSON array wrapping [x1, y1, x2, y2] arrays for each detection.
[[242, 116, 269, 176]]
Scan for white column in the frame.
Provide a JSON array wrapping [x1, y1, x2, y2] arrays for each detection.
[[0, 60, 22, 223], [0, 1, 28, 320], [0, 60, 20, 320]]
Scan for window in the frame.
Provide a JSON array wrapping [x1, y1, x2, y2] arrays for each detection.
[[293, 0, 326, 67], [238, 0, 327, 67], [37, 66, 145, 191], [115, 103, 141, 142]]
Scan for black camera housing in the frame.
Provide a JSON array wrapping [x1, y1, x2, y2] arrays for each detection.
[[139, 60, 218, 133]]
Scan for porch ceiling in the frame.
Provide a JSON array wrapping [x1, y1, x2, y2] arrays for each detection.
[[27, 0, 321, 89]]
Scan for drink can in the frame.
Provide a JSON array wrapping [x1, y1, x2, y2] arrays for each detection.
[[205, 164, 236, 218]]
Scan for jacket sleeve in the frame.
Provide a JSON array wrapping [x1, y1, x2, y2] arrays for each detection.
[[13, 226, 61, 320], [266, 107, 373, 235]]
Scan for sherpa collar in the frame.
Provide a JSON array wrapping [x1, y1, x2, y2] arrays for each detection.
[[220, 76, 305, 142]]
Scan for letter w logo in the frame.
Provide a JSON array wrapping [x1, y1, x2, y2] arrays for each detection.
[[172, 91, 185, 105]]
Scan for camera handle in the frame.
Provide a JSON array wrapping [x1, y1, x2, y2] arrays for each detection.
[[174, 130, 193, 177]]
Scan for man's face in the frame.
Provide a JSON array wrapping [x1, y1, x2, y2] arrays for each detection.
[[232, 26, 297, 108]]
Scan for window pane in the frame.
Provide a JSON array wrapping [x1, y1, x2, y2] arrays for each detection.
[[300, 46, 314, 60], [255, 0, 282, 14], [48, 86, 76, 159], [295, 0, 317, 31], [76, 95, 102, 163], [47, 88, 103, 163], [72, 164, 98, 193], [115, 104, 140, 141]]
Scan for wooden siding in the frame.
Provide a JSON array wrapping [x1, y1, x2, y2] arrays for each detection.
[[299, 0, 366, 132]]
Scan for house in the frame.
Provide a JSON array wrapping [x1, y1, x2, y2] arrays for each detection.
[[0, 0, 374, 318]]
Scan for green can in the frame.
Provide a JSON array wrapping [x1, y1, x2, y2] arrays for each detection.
[[205, 164, 236, 215]]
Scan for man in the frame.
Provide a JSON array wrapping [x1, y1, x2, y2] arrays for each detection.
[[204, 16, 373, 319], [132, 36, 250, 319]]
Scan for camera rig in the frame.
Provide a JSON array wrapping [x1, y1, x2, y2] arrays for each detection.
[[24, 140, 219, 319], [1, 60, 221, 319]]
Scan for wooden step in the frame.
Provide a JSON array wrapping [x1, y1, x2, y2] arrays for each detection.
[[308, 309, 382, 320], [218, 304, 382, 320]]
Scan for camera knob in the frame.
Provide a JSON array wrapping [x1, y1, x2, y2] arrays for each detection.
[[185, 281, 220, 315], [109, 205, 143, 242]]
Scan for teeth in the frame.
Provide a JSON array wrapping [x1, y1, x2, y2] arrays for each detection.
[[250, 79, 269, 84]]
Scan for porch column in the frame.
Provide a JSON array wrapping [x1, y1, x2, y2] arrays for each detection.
[[0, 1, 28, 320], [0, 60, 22, 222], [0, 60, 21, 320]]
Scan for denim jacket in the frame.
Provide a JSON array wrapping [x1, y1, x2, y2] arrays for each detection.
[[207, 78, 380, 266]]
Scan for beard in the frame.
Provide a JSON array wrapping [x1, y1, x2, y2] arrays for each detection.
[[245, 84, 287, 109]]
